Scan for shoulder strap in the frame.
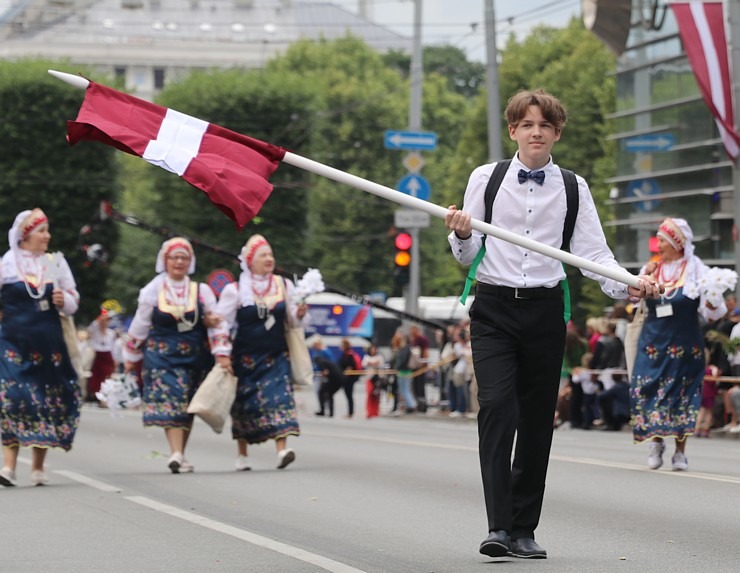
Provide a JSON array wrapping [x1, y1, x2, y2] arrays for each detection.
[[484, 159, 512, 224], [558, 168, 579, 323], [460, 160, 511, 304], [559, 168, 579, 252]]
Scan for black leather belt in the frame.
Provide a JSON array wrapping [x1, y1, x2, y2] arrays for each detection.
[[476, 283, 562, 300]]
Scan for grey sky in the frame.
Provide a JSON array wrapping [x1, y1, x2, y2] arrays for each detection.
[[305, 0, 583, 61]]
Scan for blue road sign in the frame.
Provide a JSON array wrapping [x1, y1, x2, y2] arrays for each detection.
[[623, 134, 675, 153], [384, 130, 438, 151], [626, 178, 661, 212], [397, 174, 431, 201]]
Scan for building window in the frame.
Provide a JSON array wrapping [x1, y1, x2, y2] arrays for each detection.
[[154, 68, 166, 90], [114, 66, 126, 81]]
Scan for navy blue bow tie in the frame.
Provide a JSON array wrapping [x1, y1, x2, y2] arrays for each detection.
[[518, 169, 545, 185]]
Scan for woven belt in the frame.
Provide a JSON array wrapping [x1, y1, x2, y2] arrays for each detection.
[[476, 283, 562, 300]]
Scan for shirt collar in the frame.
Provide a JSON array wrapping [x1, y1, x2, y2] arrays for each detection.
[[511, 153, 555, 175]]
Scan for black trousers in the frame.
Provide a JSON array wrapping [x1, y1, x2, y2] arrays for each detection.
[[470, 285, 565, 540]]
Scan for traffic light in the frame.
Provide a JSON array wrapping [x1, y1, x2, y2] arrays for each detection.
[[394, 231, 412, 286]]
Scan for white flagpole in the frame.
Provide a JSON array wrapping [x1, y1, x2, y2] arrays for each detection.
[[283, 153, 639, 288], [49, 69, 639, 288]]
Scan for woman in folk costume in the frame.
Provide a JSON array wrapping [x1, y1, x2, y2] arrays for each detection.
[[0, 208, 81, 487], [631, 218, 726, 471], [213, 234, 306, 471], [123, 238, 220, 474]]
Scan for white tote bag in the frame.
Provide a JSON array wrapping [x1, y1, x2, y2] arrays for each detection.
[[624, 299, 646, 381], [285, 326, 314, 387], [187, 365, 237, 434], [275, 276, 313, 387]]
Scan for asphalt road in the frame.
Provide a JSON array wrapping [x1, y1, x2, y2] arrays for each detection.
[[1, 386, 739, 572]]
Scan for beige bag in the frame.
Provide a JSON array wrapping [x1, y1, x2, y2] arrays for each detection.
[[275, 275, 313, 387], [59, 312, 83, 379], [49, 252, 82, 379], [624, 299, 646, 381], [285, 326, 314, 387], [187, 364, 237, 434]]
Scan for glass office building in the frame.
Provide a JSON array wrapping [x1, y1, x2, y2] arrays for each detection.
[[598, 1, 734, 271]]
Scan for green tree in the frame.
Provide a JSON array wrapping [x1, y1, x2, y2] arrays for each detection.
[[383, 45, 486, 98], [118, 67, 320, 297], [0, 60, 119, 323], [269, 37, 409, 294], [269, 36, 470, 296]]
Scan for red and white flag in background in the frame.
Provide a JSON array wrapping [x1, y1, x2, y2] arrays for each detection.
[[67, 82, 287, 229], [671, 1, 740, 159]]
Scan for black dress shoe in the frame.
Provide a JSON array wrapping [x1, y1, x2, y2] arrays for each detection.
[[509, 537, 547, 559], [479, 530, 510, 558]]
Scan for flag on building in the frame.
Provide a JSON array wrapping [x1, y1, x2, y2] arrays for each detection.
[[67, 82, 287, 229], [671, 1, 740, 159]]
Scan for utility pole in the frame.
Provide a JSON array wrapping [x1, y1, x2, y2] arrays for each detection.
[[358, 0, 369, 19], [730, 0, 740, 283], [406, 0, 423, 317], [484, 0, 503, 161]]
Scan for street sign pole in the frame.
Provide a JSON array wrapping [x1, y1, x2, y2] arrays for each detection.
[[405, 0, 423, 318]]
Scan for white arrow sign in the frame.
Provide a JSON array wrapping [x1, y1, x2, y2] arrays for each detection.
[[384, 130, 438, 150]]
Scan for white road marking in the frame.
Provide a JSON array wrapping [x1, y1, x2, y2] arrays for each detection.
[[126, 495, 368, 573], [53, 470, 122, 492], [307, 431, 740, 485], [551, 455, 740, 484]]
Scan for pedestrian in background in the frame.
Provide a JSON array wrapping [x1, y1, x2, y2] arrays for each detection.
[[449, 328, 472, 418], [695, 349, 720, 438], [309, 336, 334, 416], [591, 322, 628, 431], [445, 89, 660, 559], [391, 332, 416, 414], [570, 353, 601, 429], [362, 343, 385, 419], [557, 326, 589, 428], [631, 218, 726, 471], [212, 235, 305, 471], [0, 208, 81, 487], [314, 355, 344, 418], [339, 338, 361, 419], [86, 307, 117, 404], [123, 237, 220, 474], [408, 324, 429, 412]]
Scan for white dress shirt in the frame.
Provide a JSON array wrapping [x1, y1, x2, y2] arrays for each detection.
[[448, 155, 630, 299]]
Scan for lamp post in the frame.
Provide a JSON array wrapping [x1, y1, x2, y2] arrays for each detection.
[[484, 0, 503, 162], [730, 0, 740, 286]]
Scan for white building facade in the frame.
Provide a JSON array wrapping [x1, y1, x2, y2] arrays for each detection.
[[0, 0, 410, 99]]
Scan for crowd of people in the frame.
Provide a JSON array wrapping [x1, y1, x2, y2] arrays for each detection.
[[305, 318, 481, 421]]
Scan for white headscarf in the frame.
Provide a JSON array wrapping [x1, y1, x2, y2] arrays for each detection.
[[654, 217, 703, 287], [8, 208, 48, 254], [657, 217, 694, 260], [237, 234, 281, 307], [154, 237, 196, 274], [2, 209, 51, 286], [8, 209, 33, 255]]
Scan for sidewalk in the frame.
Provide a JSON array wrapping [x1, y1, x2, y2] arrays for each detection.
[[294, 383, 740, 437]]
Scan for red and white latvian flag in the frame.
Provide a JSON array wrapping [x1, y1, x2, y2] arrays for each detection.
[[671, 1, 740, 159], [67, 82, 286, 229]]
